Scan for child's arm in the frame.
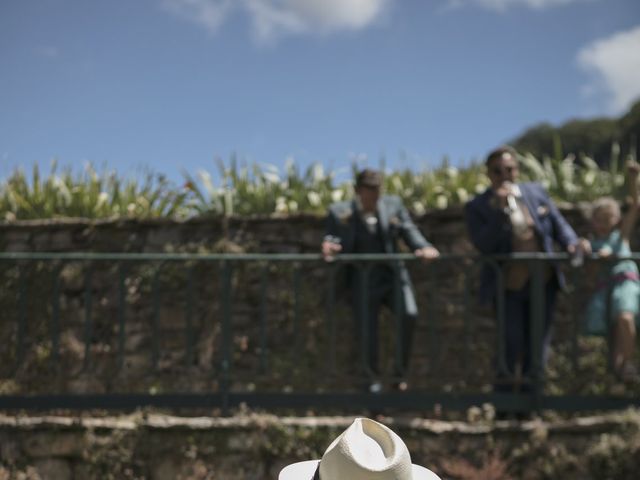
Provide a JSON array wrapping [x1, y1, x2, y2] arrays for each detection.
[[620, 160, 640, 243]]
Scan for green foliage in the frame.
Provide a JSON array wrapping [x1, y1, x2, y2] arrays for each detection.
[[380, 158, 486, 213], [586, 432, 640, 479], [518, 149, 628, 203], [182, 156, 345, 216], [0, 143, 637, 220], [0, 161, 192, 220], [511, 98, 640, 165]]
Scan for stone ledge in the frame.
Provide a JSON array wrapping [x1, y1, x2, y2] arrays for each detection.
[[2, 409, 638, 434], [1, 410, 639, 479]]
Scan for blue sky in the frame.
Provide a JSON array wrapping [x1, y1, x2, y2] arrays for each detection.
[[1, 0, 639, 184]]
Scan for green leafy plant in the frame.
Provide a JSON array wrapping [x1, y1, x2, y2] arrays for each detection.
[[1, 142, 636, 220], [0, 161, 191, 220]]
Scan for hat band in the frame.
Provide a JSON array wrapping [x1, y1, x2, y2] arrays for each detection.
[[312, 464, 320, 480]]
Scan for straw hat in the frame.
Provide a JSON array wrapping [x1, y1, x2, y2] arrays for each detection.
[[278, 418, 440, 480]]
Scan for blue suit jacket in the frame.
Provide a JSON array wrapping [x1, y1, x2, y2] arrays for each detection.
[[464, 182, 578, 304]]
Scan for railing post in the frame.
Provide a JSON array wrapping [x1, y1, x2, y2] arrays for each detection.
[[570, 264, 581, 374], [185, 264, 195, 367], [426, 260, 439, 377], [117, 263, 127, 372], [83, 264, 93, 372], [392, 261, 404, 379], [326, 263, 337, 375], [463, 261, 473, 382], [358, 263, 373, 379], [220, 260, 233, 415], [292, 263, 302, 360], [493, 262, 508, 377], [51, 264, 62, 369], [529, 257, 545, 414], [151, 263, 166, 371], [259, 262, 269, 374], [605, 256, 615, 373], [15, 263, 27, 374]]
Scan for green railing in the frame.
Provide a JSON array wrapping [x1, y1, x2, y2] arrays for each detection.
[[0, 252, 637, 413]]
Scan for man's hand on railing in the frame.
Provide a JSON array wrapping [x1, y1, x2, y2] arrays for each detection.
[[414, 246, 440, 263], [567, 238, 592, 267], [321, 239, 343, 262]]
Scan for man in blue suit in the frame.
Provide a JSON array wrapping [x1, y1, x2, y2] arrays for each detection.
[[321, 169, 439, 392], [465, 146, 589, 394]]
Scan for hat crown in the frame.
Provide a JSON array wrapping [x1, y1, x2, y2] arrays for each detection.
[[319, 418, 413, 480]]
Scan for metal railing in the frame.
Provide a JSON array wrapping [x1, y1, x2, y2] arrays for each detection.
[[0, 251, 637, 413]]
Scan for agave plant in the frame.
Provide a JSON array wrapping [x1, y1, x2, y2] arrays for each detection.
[[0, 161, 192, 220], [518, 142, 630, 203], [183, 157, 351, 216], [0, 142, 636, 220]]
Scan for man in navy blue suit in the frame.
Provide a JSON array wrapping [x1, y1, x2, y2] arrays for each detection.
[[465, 146, 589, 394]]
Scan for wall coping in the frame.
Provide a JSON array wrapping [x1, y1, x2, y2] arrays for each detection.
[[1, 410, 638, 435]]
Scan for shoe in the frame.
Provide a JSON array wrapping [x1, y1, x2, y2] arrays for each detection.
[[392, 380, 409, 392], [368, 381, 383, 394]]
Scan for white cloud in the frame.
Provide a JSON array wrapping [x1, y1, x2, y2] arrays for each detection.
[[161, 0, 389, 42], [244, 0, 307, 41], [161, 0, 233, 34], [577, 25, 640, 114], [445, 0, 590, 12]]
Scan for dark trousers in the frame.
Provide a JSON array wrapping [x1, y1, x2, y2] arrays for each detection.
[[352, 269, 416, 379], [494, 278, 558, 393]]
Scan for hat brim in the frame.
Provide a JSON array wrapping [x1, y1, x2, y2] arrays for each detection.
[[278, 460, 441, 480]]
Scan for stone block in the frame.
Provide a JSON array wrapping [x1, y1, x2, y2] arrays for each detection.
[[2, 231, 31, 251], [145, 227, 183, 250], [159, 307, 187, 329], [23, 432, 85, 457], [151, 457, 180, 480], [0, 437, 19, 463], [49, 231, 74, 251], [34, 459, 71, 480]]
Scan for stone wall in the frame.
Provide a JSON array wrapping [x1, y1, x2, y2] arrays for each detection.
[[1, 411, 640, 479], [0, 207, 628, 399]]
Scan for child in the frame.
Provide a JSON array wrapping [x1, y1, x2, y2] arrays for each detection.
[[584, 160, 640, 383]]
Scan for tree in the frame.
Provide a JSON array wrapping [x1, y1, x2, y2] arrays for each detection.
[[511, 99, 640, 164]]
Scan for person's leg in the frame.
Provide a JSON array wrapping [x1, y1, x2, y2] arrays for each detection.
[[612, 311, 637, 379], [378, 275, 417, 389], [367, 296, 382, 378], [520, 281, 557, 395], [387, 283, 418, 380], [542, 280, 559, 368], [353, 296, 383, 376], [495, 290, 526, 393], [399, 311, 417, 379], [352, 269, 383, 389]]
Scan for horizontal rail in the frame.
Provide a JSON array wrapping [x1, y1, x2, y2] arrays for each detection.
[[0, 251, 628, 261], [1, 393, 637, 412]]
